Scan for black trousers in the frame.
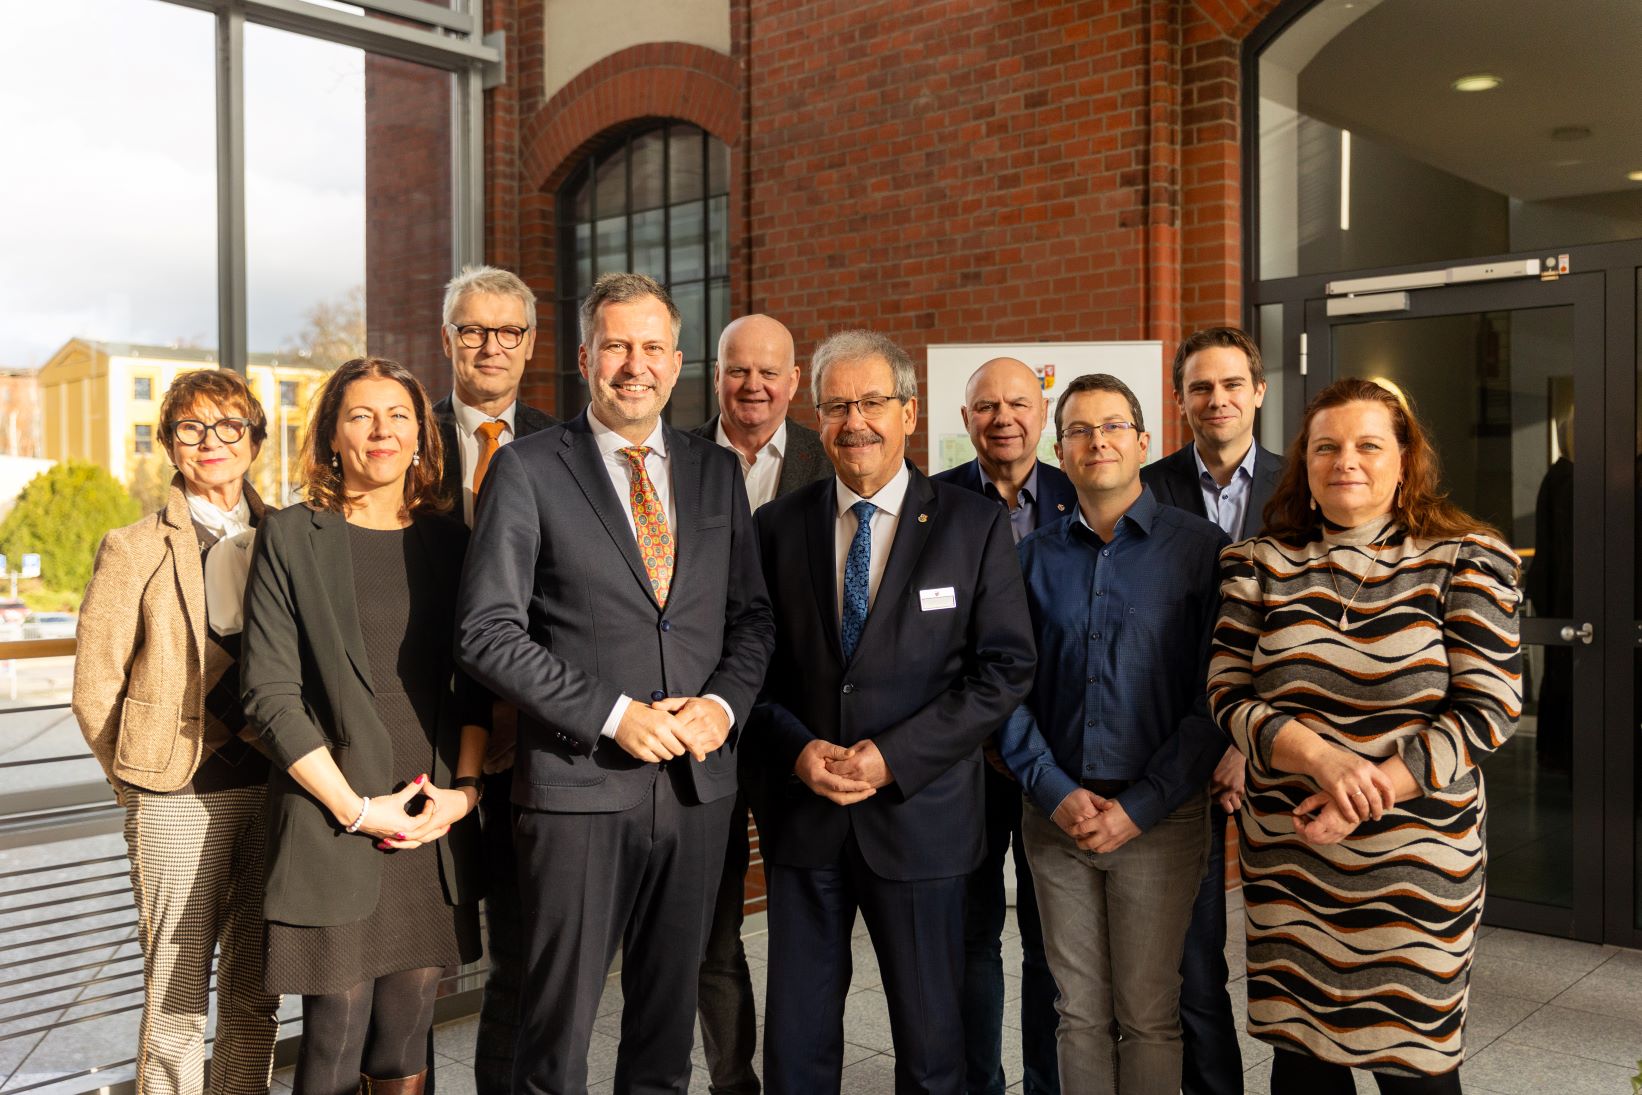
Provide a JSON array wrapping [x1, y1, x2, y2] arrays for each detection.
[[475, 769, 524, 1095], [513, 767, 735, 1095], [696, 793, 759, 1095], [1270, 1048, 1463, 1095]]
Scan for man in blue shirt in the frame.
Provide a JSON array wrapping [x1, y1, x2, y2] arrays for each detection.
[[1000, 372, 1228, 1095]]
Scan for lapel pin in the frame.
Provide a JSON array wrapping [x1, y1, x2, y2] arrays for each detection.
[[918, 513, 928, 523], [1057, 503, 1066, 511]]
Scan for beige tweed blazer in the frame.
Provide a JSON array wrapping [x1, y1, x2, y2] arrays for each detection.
[[72, 475, 267, 797]]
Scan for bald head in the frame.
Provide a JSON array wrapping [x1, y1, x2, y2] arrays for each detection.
[[715, 314, 800, 445], [961, 357, 1047, 475]]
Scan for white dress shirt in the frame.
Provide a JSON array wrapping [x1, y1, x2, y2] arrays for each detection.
[[451, 394, 518, 527], [833, 461, 912, 623], [586, 409, 731, 739], [715, 418, 787, 511]]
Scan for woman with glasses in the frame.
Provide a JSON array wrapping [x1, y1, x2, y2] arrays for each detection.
[[240, 357, 487, 1095], [1207, 378, 1521, 1095], [73, 369, 281, 1095]]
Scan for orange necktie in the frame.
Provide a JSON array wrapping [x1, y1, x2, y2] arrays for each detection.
[[618, 446, 674, 607], [472, 420, 507, 496]]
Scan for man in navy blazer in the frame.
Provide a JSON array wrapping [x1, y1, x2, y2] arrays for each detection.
[[751, 330, 1036, 1095], [456, 273, 774, 1095], [1138, 325, 1283, 1095], [931, 356, 1073, 1095]]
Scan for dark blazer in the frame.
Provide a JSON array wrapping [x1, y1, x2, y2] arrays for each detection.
[[241, 505, 487, 926], [1140, 440, 1284, 540], [692, 415, 832, 500], [455, 411, 775, 813], [431, 393, 559, 517], [750, 462, 1037, 881], [930, 457, 1078, 530]]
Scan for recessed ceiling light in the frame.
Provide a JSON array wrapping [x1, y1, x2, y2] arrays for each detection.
[[1628, 170, 1642, 182], [1550, 126, 1592, 142], [1452, 73, 1502, 92]]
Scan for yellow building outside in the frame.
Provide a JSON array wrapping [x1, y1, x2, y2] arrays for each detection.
[[37, 339, 330, 506]]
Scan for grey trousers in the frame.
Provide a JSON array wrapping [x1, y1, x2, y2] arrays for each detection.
[[1021, 793, 1208, 1095], [124, 785, 281, 1095]]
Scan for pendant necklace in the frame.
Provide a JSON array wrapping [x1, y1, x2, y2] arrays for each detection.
[[1327, 526, 1392, 631]]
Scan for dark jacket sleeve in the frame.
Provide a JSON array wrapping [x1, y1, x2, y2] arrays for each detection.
[[240, 513, 328, 770], [698, 467, 776, 732]]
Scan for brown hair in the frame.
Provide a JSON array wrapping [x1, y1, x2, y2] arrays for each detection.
[[1054, 372, 1145, 437], [299, 357, 449, 519], [1263, 377, 1496, 544], [1170, 326, 1265, 393], [158, 368, 268, 453], [577, 272, 680, 346]]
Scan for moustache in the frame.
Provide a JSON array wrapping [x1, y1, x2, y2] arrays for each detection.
[[836, 430, 881, 446]]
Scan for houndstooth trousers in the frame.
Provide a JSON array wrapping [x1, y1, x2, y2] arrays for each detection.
[[124, 786, 281, 1095]]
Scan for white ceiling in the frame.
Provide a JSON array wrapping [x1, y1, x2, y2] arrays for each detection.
[[1271, 0, 1642, 202]]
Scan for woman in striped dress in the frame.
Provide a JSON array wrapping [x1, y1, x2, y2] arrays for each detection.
[[1208, 378, 1521, 1095]]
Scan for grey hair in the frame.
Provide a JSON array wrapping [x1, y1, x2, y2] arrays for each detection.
[[442, 265, 538, 328], [578, 272, 682, 347], [810, 329, 918, 405]]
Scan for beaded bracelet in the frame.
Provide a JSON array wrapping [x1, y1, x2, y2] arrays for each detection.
[[345, 796, 371, 834]]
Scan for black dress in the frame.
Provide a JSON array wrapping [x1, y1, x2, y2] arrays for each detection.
[[265, 525, 481, 996]]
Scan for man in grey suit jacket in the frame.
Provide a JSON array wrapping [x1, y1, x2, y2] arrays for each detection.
[[430, 265, 558, 1095], [689, 313, 828, 1095], [456, 273, 774, 1095], [1138, 325, 1284, 1095]]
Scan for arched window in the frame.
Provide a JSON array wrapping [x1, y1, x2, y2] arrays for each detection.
[[556, 123, 731, 424]]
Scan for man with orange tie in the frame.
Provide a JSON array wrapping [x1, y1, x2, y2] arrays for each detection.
[[431, 264, 557, 1095], [456, 272, 773, 1095]]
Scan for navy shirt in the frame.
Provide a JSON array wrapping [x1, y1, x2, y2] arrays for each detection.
[[998, 486, 1229, 832]]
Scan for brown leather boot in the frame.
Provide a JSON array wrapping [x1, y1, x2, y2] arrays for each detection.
[[359, 1070, 427, 1095]]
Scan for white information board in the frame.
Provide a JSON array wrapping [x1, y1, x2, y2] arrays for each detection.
[[925, 341, 1165, 473]]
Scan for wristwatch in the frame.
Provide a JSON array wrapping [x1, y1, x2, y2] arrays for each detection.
[[452, 775, 484, 801]]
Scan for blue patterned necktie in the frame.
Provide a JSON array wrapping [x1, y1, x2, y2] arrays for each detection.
[[841, 500, 877, 659]]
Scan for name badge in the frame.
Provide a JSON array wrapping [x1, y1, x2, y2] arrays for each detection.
[[919, 586, 957, 612]]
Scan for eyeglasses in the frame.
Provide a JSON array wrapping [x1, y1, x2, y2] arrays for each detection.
[[172, 418, 250, 446], [816, 396, 901, 421], [447, 323, 530, 350], [1060, 421, 1138, 443]]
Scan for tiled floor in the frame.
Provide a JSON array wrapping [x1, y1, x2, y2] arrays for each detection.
[[316, 888, 1642, 1095]]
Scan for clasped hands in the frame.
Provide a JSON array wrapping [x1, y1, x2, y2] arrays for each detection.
[[613, 696, 732, 764], [794, 739, 893, 805], [1051, 787, 1142, 854], [1290, 716, 1399, 846], [356, 773, 480, 852]]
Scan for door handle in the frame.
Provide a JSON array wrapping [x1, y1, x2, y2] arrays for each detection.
[[1558, 622, 1594, 644]]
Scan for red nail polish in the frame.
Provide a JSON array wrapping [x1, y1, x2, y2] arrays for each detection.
[[394, 832, 406, 840], [414, 774, 426, 785]]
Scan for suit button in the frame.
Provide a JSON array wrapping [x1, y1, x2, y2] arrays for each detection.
[[842, 683, 855, 695], [660, 619, 672, 632], [651, 690, 666, 702]]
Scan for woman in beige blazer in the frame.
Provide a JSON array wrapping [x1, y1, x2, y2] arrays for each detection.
[[72, 368, 280, 1095]]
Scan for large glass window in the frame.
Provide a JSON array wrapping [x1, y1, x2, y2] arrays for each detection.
[[1257, 0, 1642, 279], [556, 124, 732, 425]]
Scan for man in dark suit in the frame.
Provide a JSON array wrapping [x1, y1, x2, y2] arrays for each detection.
[[456, 272, 774, 1095], [430, 264, 558, 1095], [931, 356, 1072, 1095], [1138, 325, 1283, 1095], [690, 313, 828, 1095], [752, 329, 1036, 1095]]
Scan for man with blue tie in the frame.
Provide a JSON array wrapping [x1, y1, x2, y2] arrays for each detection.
[[751, 330, 1036, 1095], [932, 356, 1072, 1095]]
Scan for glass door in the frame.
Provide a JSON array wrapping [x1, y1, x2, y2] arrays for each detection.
[[1304, 271, 1607, 940]]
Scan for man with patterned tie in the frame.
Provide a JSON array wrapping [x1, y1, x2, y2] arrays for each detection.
[[748, 330, 1037, 1095], [455, 272, 774, 1095], [429, 264, 558, 1095]]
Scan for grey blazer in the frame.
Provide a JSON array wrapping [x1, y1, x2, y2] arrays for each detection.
[[241, 505, 488, 926], [455, 411, 776, 813], [692, 415, 831, 500]]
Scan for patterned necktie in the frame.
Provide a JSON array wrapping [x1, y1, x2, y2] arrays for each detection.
[[472, 420, 507, 496], [619, 446, 674, 607], [841, 500, 877, 659]]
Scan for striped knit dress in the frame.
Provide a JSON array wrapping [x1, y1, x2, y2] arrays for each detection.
[[1207, 519, 1521, 1077]]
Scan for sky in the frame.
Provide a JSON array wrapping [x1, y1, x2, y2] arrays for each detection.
[[0, 0, 374, 368]]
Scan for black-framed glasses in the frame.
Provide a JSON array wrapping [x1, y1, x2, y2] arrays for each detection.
[[816, 395, 901, 422], [1060, 421, 1138, 443], [447, 323, 530, 350], [172, 418, 250, 446]]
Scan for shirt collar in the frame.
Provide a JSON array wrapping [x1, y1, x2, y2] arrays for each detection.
[[1069, 483, 1159, 540], [588, 406, 667, 459], [452, 391, 517, 438], [715, 417, 787, 460], [836, 459, 911, 519], [979, 459, 1038, 508], [1192, 440, 1257, 486]]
